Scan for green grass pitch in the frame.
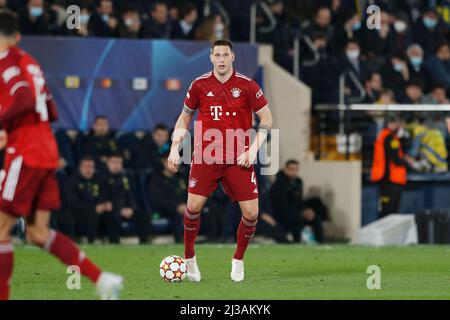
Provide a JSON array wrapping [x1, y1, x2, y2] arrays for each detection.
[[9, 244, 450, 300]]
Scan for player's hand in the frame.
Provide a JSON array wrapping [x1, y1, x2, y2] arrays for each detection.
[[168, 149, 181, 173], [237, 149, 256, 168], [0, 130, 7, 150]]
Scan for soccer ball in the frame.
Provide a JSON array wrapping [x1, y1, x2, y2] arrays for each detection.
[[159, 255, 187, 283]]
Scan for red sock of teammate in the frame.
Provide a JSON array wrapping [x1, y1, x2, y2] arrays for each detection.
[[0, 241, 13, 300], [234, 217, 258, 260], [42, 230, 102, 284], [184, 208, 201, 259]]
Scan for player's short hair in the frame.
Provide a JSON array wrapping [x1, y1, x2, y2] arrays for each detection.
[[285, 159, 299, 167], [211, 39, 234, 52], [0, 9, 19, 37]]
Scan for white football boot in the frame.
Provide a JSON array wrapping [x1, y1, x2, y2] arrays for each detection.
[[185, 256, 201, 282], [230, 258, 244, 282], [96, 272, 124, 300]]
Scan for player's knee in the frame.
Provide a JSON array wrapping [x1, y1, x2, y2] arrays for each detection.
[[186, 201, 203, 214], [242, 210, 259, 222], [26, 227, 49, 247]]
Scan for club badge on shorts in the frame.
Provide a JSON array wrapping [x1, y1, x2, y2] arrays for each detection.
[[189, 178, 198, 188]]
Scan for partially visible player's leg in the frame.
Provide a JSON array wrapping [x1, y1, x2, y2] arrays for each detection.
[[0, 212, 16, 300], [235, 199, 259, 260], [26, 210, 123, 299], [185, 193, 208, 259], [26, 210, 102, 283]]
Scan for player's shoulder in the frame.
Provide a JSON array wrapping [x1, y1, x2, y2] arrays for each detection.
[[192, 71, 213, 83], [235, 71, 252, 82]]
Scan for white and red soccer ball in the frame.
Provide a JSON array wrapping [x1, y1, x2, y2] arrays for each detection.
[[159, 255, 187, 283]]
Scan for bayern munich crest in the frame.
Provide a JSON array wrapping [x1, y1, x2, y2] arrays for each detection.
[[231, 88, 241, 98], [189, 178, 198, 188]]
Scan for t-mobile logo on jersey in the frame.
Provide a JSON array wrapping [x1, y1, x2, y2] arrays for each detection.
[[210, 106, 222, 121], [210, 106, 237, 121]]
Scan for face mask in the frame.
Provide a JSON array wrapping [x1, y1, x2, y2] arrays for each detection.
[[125, 18, 133, 27], [29, 7, 43, 18], [80, 14, 89, 25], [102, 14, 109, 23], [394, 21, 407, 33], [423, 17, 438, 29], [410, 56, 423, 67], [346, 50, 360, 60], [214, 22, 224, 38], [393, 63, 404, 72], [352, 21, 362, 31]]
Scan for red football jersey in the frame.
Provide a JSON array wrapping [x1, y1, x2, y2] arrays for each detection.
[[183, 70, 269, 162], [0, 46, 59, 169]]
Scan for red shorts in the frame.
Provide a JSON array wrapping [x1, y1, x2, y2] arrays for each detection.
[[0, 155, 60, 218], [188, 163, 259, 202]]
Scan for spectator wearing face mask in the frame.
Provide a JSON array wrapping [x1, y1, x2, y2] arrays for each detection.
[[406, 43, 431, 89], [334, 10, 364, 56], [425, 41, 450, 89], [412, 8, 445, 58], [18, 0, 50, 35], [342, 39, 370, 100], [379, 52, 410, 97], [387, 12, 413, 55], [88, 0, 118, 37], [117, 7, 141, 38], [63, 6, 90, 37]]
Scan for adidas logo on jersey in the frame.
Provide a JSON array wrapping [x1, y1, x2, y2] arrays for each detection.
[[207, 91, 214, 97]]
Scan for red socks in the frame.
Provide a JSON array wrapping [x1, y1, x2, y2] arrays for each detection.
[[184, 208, 201, 259], [234, 217, 257, 260], [0, 241, 13, 300], [43, 230, 101, 284]]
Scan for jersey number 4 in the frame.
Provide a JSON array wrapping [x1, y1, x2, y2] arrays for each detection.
[[31, 72, 49, 122]]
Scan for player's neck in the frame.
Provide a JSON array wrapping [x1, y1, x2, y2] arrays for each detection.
[[0, 44, 10, 53], [213, 68, 234, 84]]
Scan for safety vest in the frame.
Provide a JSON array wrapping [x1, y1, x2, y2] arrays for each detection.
[[371, 128, 407, 185]]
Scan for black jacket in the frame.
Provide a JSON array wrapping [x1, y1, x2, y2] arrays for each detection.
[[99, 170, 137, 213], [65, 173, 103, 219], [148, 171, 187, 216], [269, 170, 303, 227]]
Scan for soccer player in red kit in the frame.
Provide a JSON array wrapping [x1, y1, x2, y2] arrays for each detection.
[[0, 9, 122, 300], [168, 39, 273, 282]]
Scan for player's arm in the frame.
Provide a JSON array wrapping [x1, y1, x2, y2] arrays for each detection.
[[0, 83, 35, 124], [168, 108, 194, 173], [238, 81, 272, 168], [237, 106, 273, 168], [44, 85, 58, 122]]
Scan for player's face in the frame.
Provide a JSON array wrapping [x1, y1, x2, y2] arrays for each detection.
[[210, 45, 234, 77]]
